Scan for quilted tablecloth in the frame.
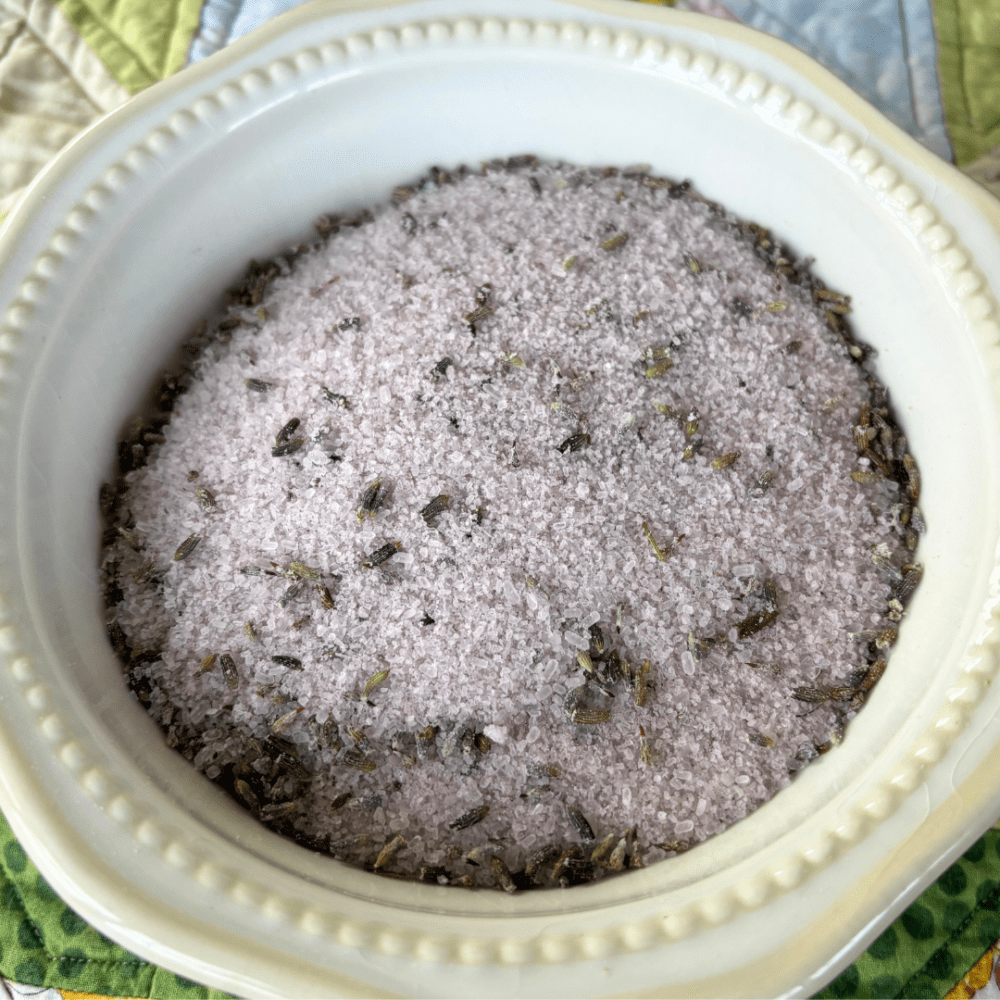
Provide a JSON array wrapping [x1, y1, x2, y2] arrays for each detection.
[[1, 0, 999, 996]]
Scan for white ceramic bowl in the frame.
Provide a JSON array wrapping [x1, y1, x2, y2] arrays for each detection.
[[2, 1, 1000, 996]]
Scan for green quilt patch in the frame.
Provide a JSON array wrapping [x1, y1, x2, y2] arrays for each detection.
[[817, 829, 1000, 999], [54, 0, 204, 94], [0, 810, 232, 998], [931, 0, 1000, 166]]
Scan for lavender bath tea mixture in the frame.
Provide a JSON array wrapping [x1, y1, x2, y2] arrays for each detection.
[[100, 159, 923, 890]]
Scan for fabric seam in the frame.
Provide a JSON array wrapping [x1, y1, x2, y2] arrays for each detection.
[[163, 0, 184, 78], [0, 865, 153, 972], [23, 0, 127, 110], [0, 13, 24, 64], [54, 0, 160, 88], [2, 2, 97, 109], [895, 880, 1000, 998]]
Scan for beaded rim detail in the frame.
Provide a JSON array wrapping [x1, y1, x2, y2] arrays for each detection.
[[1, 14, 998, 971]]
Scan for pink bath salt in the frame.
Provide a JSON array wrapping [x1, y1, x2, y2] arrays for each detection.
[[103, 161, 918, 884]]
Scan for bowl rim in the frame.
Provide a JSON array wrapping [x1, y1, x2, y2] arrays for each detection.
[[1, 1, 1000, 996]]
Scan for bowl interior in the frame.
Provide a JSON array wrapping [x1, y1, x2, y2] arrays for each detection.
[[6, 0, 999, 950]]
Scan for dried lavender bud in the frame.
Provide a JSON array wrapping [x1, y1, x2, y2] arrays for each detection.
[[903, 454, 920, 502], [633, 660, 650, 708], [195, 487, 217, 511], [449, 804, 490, 830], [431, 357, 453, 380], [711, 451, 740, 470], [642, 522, 670, 562], [465, 303, 494, 329], [234, 778, 259, 811], [357, 477, 388, 522], [601, 231, 629, 252], [272, 438, 305, 457], [572, 708, 611, 725], [420, 494, 450, 523], [569, 809, 594, 841], [361, 669, 390, 699], [559, 856, 597, 885], [271, 706, 304, 734], [108, 622, 130, 663], [275, 418, 301, 445], [321, 386, 350, 408], [638, 725, 653, 764], [259, 801, 296, 822], [278, 582, 304, 608], [173, 533, 201, 561], [525, 844, 561, 876], [755, 470, 774, 493], [362, 541, 402, 569], [588, 624, 606, 661], [552, 844, 584, 881], [875, 627, 898, 649], [893, 564, 923, 602], [735, 607, 778, 640], [220, 653, 238, 690], [590, 833, 617, 865], [489, 855, 516, 893], [341, 748, 376, 772], [374, 834, 406, 870], [557, 433, 590, 453]]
